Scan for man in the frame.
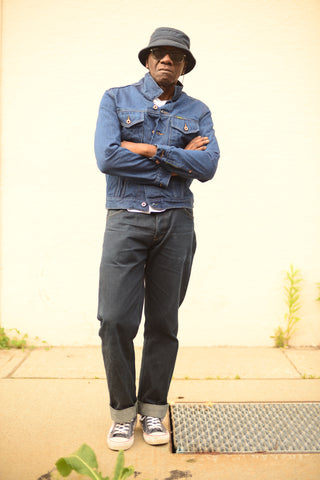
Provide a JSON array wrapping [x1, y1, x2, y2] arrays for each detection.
[[94, 27, 220, 451]]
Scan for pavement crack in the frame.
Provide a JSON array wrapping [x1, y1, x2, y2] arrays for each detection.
[[5, 350, 32, 378], [280, 349, 302, 377]]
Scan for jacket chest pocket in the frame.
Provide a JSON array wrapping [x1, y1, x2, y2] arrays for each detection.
[[170, 117, 200, 148], [118, 110, 144, 142]]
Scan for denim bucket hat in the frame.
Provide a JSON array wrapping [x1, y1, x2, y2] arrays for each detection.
[[138, 27, 196, 74]]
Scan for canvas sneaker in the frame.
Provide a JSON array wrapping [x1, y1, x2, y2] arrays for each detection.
[[107, 418, 136, 451], [140, 415, 170, 445]]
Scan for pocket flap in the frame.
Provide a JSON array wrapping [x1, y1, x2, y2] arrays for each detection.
[[118, 110, 144, 128], [171, 117, 199, 134]]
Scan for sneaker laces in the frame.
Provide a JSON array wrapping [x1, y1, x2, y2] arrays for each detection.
[[145, 416, 163, 432], [113, 422, 131, 436]]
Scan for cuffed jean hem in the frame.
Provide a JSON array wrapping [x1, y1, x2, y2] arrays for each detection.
[[110, 403, 137, 423], [138, 401, 168, 419]]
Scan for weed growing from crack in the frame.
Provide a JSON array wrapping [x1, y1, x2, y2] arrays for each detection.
[[271, 265, 302, 348]]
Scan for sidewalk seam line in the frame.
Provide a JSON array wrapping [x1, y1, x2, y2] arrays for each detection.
[[280, 349, 302, 377], [4, 350, 32, 378], [3, 376, 319, 381]]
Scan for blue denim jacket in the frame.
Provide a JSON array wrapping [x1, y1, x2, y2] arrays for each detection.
[[94, 73, 220, 211]]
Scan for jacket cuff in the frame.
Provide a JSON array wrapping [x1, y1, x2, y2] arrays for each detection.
[[156, 166, 171, 187], [153, 145, 168, 163]]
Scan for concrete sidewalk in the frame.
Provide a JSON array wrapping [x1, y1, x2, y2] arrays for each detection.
[[1, 346, 320, 480]]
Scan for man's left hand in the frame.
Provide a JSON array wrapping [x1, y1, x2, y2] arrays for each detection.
[[184, 136, 209, 151]]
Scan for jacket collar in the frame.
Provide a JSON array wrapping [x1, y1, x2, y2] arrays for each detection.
[[142, 72, 183, 102]]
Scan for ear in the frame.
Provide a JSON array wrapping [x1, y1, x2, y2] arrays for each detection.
[[146, 52, 151, 69], [183, 62, 188, 75]]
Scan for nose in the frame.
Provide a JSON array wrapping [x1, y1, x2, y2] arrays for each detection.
[[160, 53, 173, 64]]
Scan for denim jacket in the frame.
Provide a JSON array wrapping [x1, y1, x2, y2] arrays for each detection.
[[94, 73, 220, 211]]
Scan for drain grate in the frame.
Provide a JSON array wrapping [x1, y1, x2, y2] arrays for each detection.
[[170, 402, 320, 454]]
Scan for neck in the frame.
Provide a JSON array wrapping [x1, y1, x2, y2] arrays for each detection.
[[158, 83, 176, 100]]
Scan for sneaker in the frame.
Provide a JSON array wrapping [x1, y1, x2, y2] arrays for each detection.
[[140, 415, 170, 445], [107, 418, 136, 451]]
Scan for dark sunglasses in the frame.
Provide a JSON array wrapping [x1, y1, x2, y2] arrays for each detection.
[[150, 48, 186, 64]]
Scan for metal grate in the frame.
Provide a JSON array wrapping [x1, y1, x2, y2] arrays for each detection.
[[170, 402, 320, 454]]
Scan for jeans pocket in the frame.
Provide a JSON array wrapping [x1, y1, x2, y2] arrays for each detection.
[[182, 208, 194, 219], [107, 209, 125, 219]]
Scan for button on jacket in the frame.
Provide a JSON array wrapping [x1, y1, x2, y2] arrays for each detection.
[[94, 73, 220, 212]]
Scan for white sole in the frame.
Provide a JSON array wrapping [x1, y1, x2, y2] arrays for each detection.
[[107, 436, 134, 451], [107, 420, 136, 451], [143, 432, 170, 446]]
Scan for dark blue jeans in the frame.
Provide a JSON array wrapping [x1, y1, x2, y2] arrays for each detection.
[[98, 208, 196, 422]]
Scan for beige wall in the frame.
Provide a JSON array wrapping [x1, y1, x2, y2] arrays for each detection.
[[1, 0, 320, 346]]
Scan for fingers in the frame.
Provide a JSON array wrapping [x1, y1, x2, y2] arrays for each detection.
[[197, 145, 208, 151], [185, 136, 210, 151]]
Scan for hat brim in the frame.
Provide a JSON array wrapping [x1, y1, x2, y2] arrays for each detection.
[[138, 41, 196, 74]]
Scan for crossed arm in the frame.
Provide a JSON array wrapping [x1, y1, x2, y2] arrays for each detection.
[[95, 90, 219, 183], [121, 136, 209, 157], [121, 136, 210, 177]]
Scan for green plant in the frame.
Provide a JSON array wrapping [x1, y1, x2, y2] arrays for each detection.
[[0, 325, 10, 348], [301, 373, 318, 379], [271, 326, 286, 348], [0, 324, 48, 350], [316, 283, 320, 302], [55, 444, 135, 480], [0, 325, 28, 349], [271, 265, 302, 348]]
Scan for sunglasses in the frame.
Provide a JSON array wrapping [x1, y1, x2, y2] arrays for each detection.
[[150, 48, 186, 64]]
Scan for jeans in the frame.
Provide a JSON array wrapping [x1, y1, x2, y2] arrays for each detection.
[[98, 208, 196, 423]]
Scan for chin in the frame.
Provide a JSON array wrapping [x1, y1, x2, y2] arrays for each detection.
[[157, 74, 175, 85]]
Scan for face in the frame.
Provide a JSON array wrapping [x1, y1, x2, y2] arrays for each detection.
[[146, 46, 187, 90]]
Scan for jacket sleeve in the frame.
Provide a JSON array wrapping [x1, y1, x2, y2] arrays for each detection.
[[94, 91, 171, 187], [152, 109, 220, 182]]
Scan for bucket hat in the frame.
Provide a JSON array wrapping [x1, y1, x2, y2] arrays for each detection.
[[138, 27, 196, 74]]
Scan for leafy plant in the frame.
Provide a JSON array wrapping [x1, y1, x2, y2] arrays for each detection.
[[55, 444, 135, 480], [0, 325, 28, 349], [271, 326, 287, 348], [271, 265, 302, 348], [0, 325, 10, 349], [0, 324, 48, 350]]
